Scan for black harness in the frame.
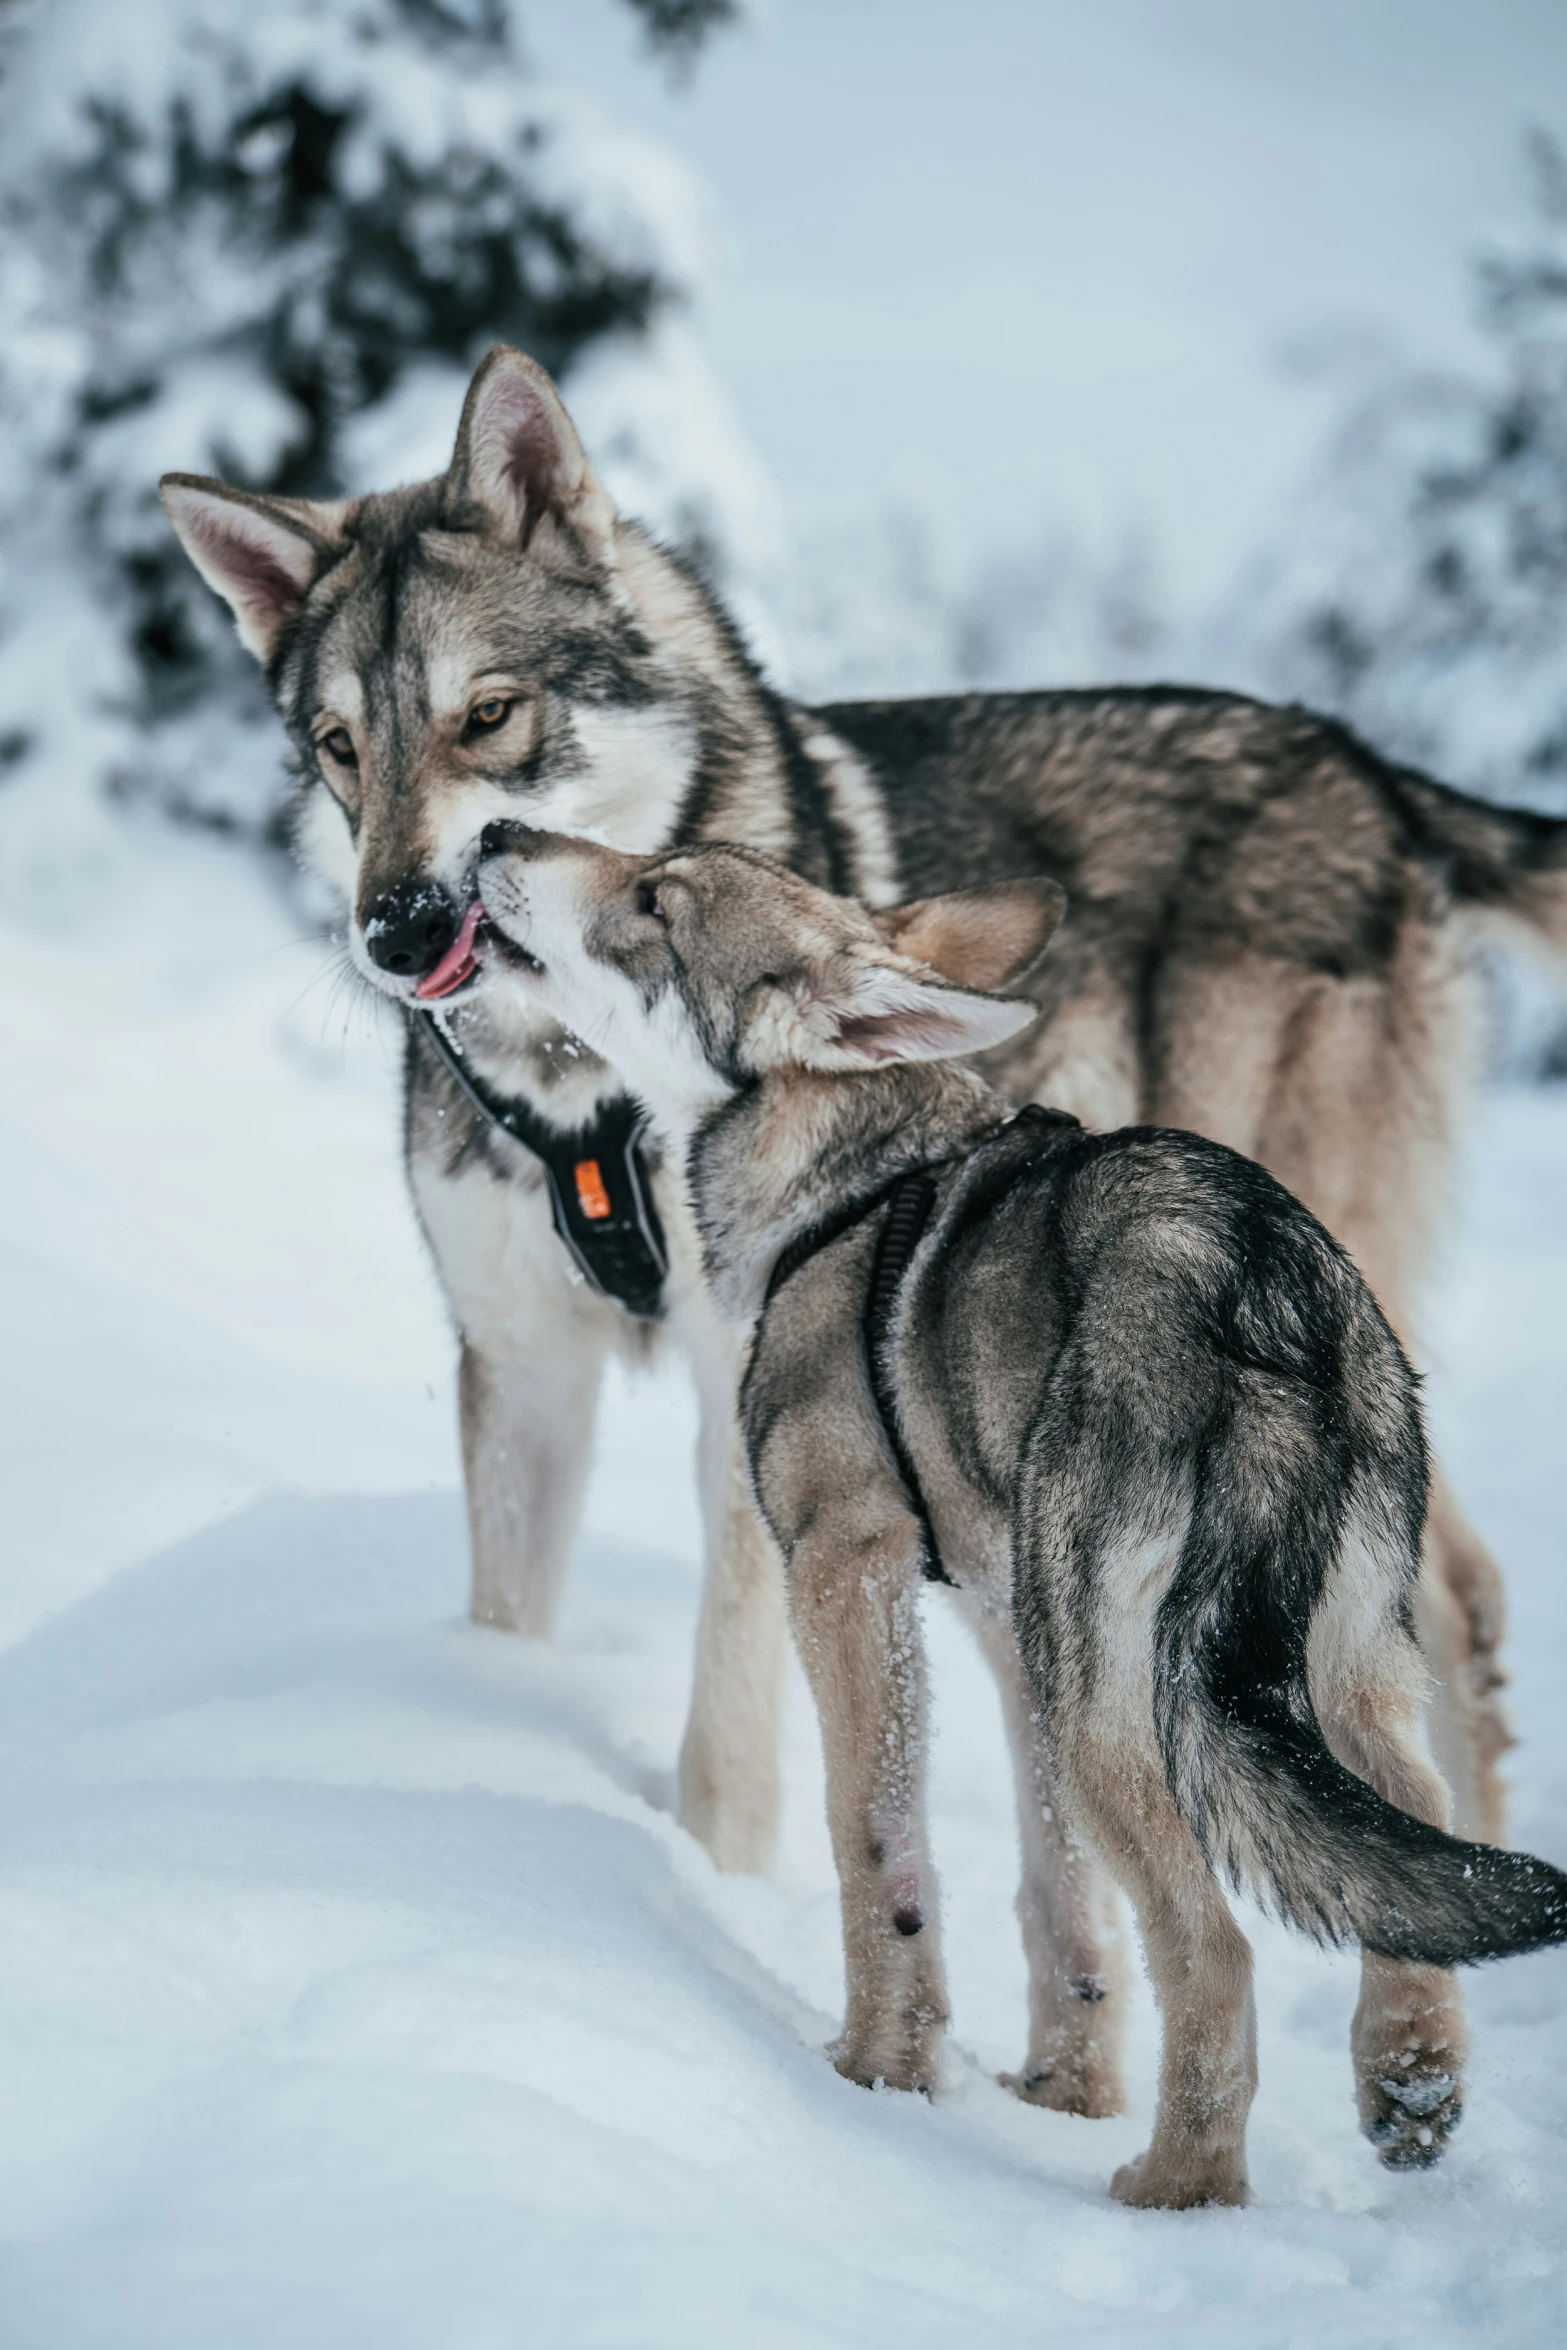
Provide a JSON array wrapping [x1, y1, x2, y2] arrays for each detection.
[[418, 1012, 670, 1323], [419, 1009, 1076, 1584], [763, 1105, 1079, 1589]]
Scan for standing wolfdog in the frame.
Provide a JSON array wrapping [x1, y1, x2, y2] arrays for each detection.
[[163, 344, 1567, 2149], [471, 823, 1567, 2206]]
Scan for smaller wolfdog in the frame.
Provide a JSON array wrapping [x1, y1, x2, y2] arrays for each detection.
[[473, 823, 1567, 2209]]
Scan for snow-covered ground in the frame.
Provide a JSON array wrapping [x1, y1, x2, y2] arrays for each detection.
[[1, 823, 1565, 2348]]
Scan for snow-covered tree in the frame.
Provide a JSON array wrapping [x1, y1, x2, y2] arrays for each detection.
[[1227, 130, 1567, 809], [622, 0, 737, 76], [0, 0, 747, 881]]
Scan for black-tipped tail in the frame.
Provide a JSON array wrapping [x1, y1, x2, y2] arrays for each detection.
[[1175, 1692, 1567, 1967], [1157, 1402, 1567, 1969]]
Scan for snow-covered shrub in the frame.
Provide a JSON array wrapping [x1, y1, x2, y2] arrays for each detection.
[[622, 0, 738, 76], [0, 0, 748, 879]]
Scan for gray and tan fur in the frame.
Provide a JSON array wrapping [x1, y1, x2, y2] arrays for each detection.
[[472, 825, 1567, 2209], [160, 341, 1567, 2121]]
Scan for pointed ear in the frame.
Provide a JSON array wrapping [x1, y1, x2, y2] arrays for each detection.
[[795, 960, 1040, 1071], [159, 476, 343, 662], [873, 878, 1067, 994], [445, 345, 616, 560]]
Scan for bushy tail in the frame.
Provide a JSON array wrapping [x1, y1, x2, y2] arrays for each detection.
[[1157, 1448, 1567, 1969], [1393, 763, 1567, 960]]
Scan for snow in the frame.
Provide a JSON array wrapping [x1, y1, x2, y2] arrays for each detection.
[[1, 815, 1565, 2346], [2, 3, 1562, 2331]]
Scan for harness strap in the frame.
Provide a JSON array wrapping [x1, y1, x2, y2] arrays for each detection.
[[761, 1106, 1080, 1590], [864, 1173, 950, 1583], [765, 1177, 908, 1307], [417, 1011, 669, 1322]]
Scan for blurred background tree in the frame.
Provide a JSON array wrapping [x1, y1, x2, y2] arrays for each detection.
[[778, 130, 1567, 808], [1224, 130, 1567, 813], [0, 0, 741, 865], [1, 0, 1564, 1010]]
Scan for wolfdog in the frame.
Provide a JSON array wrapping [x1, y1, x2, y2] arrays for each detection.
[[472, 823, 1567, 2206], [161, 342, 1566, 2139]]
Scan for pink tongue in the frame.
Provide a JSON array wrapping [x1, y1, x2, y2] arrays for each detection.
[[415, 900, 485, 1001]]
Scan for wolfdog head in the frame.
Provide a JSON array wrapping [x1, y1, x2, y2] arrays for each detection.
[[160, 349, 720, 1011], [474, 824, 1063, 1134]]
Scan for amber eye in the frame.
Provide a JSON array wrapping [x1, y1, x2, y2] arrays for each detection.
[[320, 726, 356, 766], [634, 881, 665, 920], [466, 696, 513, 735]]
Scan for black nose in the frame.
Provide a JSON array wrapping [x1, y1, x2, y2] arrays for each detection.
[[362, 877, 460, 978]]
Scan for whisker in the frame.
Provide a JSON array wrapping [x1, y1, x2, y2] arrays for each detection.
[[276, 951, 347, 1029]]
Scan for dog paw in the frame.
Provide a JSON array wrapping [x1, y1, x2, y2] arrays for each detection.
[[1109, 2147, 1249, 2211], [830, 2039, 937, 2097], [830, 1996, 945, 2097], [1001, 2060, 1124, 2119], [1364, 2067, 1463, 2170], [831, 1934, 949, 2096], [1352, 1956, 1467, 2173]]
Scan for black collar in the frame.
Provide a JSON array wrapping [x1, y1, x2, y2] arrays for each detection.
[[417, 1011, 670, 1322], [762, 1105, 1080, 1587]]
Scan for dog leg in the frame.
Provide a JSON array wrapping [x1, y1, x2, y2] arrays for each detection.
[[1417, 1467, 1512, 1847], [1318, 1679, 1470, 2170], [458, 1327, 608, 1633], [1350, 1951, 1468, 2173], [674, 1319, 789, 1874], [790, 1513, 948, 2094], [1077, 1757, 1256, 2210], [957, 1591, 1127, 2117], [415, 1154, 615, 1634], [678, 1451, 788, 1873]]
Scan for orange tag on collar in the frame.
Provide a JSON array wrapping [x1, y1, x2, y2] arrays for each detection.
[[573, 1158, 613, 1221]]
